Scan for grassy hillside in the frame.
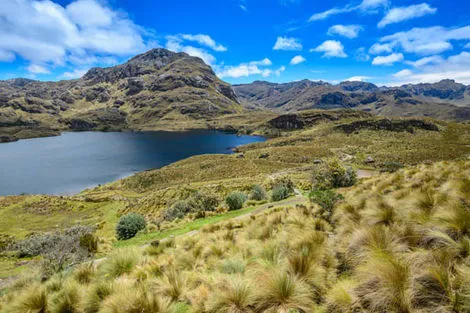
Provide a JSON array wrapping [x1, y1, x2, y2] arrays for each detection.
[[1, 160, 469, 312]]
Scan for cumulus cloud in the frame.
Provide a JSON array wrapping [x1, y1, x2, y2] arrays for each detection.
[[308, 0, 387, 22], [355, 47, 370, 62], [382, 52, 470, 85], [27, 64, 50, 74], [345, 76, 372, 81], [61, 69, 88, 79], [274, 66, 286, 76], [216, 58, 274, 78], [165, 36, 218, 65], [249, 58, 272, 66], [179, 34, 227, 52], [369, 43, 392, 55], [405, 55, 444, 68], [372, 53, 404, 65], [0, 0, 149, 72], [379, 25, 470, 56], [393, 69, 413, 77], [378, 3, 437, 28], [290, 55, 306, 65], [312, 40, 347, 58], [327, 25, 363, 39], [273, 36, 303, 51]]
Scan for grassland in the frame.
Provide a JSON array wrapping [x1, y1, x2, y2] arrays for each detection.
[[1, 160, 469, 312], [0, 112, 470, 312]]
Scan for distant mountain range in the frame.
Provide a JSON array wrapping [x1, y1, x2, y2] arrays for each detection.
[[1, 48, 469, 142], [233, 79, 470, 121]]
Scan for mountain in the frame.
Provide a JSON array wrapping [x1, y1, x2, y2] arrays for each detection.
[[233, 79, 470, 121], [0, 49, 241, 142]]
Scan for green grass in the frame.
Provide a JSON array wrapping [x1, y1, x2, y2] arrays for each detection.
[[114, 206, 257, 248]]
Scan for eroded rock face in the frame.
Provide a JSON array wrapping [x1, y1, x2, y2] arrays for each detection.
[[335, 118, 439, 133]]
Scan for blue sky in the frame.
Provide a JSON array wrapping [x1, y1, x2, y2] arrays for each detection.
[[1, 0, 470, 86]]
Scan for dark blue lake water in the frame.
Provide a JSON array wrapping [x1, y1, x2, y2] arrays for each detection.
[[0, 131, 265, 196]]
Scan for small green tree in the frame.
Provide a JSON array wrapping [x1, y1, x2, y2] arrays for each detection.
[[271, 185, 290, 202], [225, 192, 247, 211], [312, 158, 357, 189], [309, 189, 343, 220], [163, 200, 190, 221], [116, 213, 146, 240], [250, 184, 267, 201]]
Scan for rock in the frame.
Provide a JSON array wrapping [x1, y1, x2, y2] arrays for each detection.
[[364, 156, 375, 164], [236, 153, 245, 158], [0, 135, 18, 143], [313, 159, 322, 164], [259, 153, 269, 159]]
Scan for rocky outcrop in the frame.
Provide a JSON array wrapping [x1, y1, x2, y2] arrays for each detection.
[[335, 118, 439, 134], [268, 110, 373, 130]]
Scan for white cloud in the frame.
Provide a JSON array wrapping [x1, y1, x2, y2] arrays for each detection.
[[27, 64, 50, 74], [357, 0, 388, 12], [273, 36, 302, 51], [0, 0, 148, 69], [165, 36, 216, 65], [308, 0, 387, 22], [180, 34, 227, 52], [275, 66, 286, 76], [369, 43, 392, 55], [62, 69, 88, 79], [239, 4, 248, 11], [379, 25, 470, 55], [345, 76, 372, 81], [312, 40, 347, 58], [464, 43, 470, 49], [249, 58, 272, 66], [372, 53, 404, 65], [327, 25, 363, 39], [378, 3, 437, 28], [290, 55, 306, 65], [355, 47, 370, 61], [393, 69, 413, 77], [381, 51, 470, 85], [405, 55, 444, 68], [216, 58, 274, 78]]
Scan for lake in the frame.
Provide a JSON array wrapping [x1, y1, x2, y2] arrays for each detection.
[[0, 131, 265, 196]]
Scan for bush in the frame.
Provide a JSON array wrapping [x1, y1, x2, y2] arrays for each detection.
[[267, 176, 295, 194], [116, 213, 146, 240], [380, 162, 404, 173], [312, 158, 357, 189], [271, 185, 290, 202], [309, 189, 344, 220], [186, 191, 219, 213], [14, 226, 98, 274], [163, 200, 190, 221], [225, 192, 247, 211], [250, 184, 267, 201]]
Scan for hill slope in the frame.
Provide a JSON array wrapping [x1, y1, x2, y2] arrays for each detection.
[[0, 49, 241, 142], [234, 79, 470, 121]]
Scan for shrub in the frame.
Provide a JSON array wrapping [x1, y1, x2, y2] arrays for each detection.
[[309, 189, 344, 220], [187, 191, 219, 213], [14, 226, 97, 275], [271, 185, 290, 202], [312, 158, 357, 189], [163, 200, 190, 221], [381, 162, 404, 173], [250, 184, 267, 201], [267, 176, 295, 194], [116, 213, 146, 240], [225, 192, 247, 211]]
